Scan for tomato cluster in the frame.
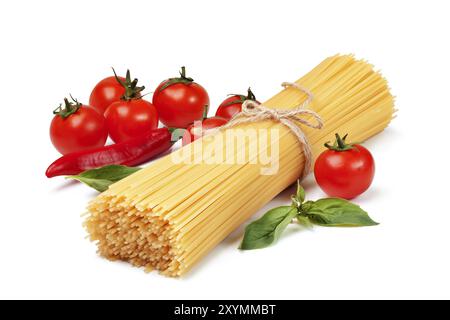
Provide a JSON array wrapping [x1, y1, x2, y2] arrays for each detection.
[[50, 69, 158, 154], [50, 67, 258, 154]]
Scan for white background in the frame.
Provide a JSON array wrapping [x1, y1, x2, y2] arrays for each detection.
[[0, 0, 449, 299]]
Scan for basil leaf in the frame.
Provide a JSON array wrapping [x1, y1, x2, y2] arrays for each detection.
[[296, 215, 313, 228], [240, 206, 298, 250], [304, 198, 378, 227], [66, 165, 141, 192], [296, 181, 305, 203]]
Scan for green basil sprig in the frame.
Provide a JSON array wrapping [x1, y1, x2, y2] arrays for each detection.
[[240, 181, 378, 250], [66, 165, 141, 192]]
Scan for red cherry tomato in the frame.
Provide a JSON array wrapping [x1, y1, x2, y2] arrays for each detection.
[[314, 134, 375, 200], [89, 69, 143, 114], [216, 88, 257, 120], [105, 99, 158, 143], [101, 69, 157, 143], [50, 97, 108, 155], [89, 75, 126, 114], [182, 116, 228, 146], [153, 66, 209, 128]]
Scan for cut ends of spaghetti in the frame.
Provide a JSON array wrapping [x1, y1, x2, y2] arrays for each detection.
[[85, 195, 183, 276]]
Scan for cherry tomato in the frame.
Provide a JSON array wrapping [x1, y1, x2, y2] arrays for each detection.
[[182, 116, 228, 146], [89, 69, 143, 114], [105, 99, 158, 143], [216, 88, 257, 120], [101, 69, 157, 143], [153, 66, 209, 128], [89, 76, 125, 114], [314, 134, 375, 200], [50, 96, 108, 155]]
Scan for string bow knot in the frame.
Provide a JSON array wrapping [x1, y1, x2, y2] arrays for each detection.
[[213, 82, 324, 179]]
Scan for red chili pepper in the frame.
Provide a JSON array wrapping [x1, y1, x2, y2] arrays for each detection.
[[46, 128, 173, 178]]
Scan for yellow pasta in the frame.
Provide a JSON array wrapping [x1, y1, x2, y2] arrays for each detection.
[[85, 54, 395, 276]]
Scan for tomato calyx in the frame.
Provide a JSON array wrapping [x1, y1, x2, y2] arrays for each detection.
[[53, 95, 81, 119], [112, 68, 145, 101], [159, 66, 194, 91], [223, 87, 257, 107], [324, 133, 357, 151]]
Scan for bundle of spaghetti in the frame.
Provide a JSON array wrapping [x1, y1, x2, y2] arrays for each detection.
[[85, 55, 395, 277]]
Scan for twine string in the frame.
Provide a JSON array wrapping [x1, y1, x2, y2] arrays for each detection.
[[208, 82, 323, 179]]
